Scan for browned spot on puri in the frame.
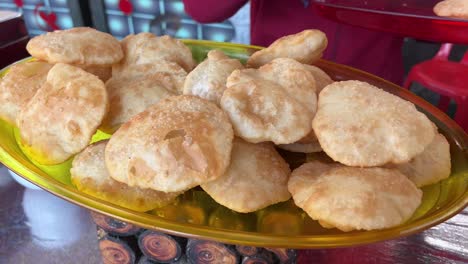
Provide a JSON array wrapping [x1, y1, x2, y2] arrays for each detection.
[[67, 120, 81, 135], [164, 129, 186, 140], [129, 158, 156, 183], [309, 182, 329, 201], [89, 92, 104, 108], [349, 125, 359, 133], [318, 123, 329, 131], [353, 191, 377, 218]]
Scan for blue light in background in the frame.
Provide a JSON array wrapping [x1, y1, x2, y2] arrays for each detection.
[[140, 22, 150, 32], [58, 16, 73, 29], [170, 2, 184, 14], [139, 0, 153, 9], [109, 17, 124, 32], [212, 33, 226, 42], [175, 27, 190, 39], [105, 0, 119, 5], [37, 16, 47, 29], [54, 0, 67, 5]]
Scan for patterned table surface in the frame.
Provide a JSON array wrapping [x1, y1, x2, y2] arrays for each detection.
[[0, 165, 466, 264]]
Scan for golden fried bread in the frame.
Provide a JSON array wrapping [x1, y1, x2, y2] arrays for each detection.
[[258, 58, 317, 113], [26, 27, 123, 65], [221, 78, 312, 144], [113, 60, 187, 94], [0, 61, 53, 124], [312, 81, 436, 167], [183, 50, 243, 104], [434, 0, 468, 19], [247, 29, 328, 68], [71, 140, 180, 212], [277, 125, 322, 153], [386, 133, 451, 187], [221, 58, 317, 144], [201, 138, 291, 213], [113, 33, 195, 74], [100, 75, 175, 133], [105, 95, 233, 193], [302, 64, 333, 94], [288, 161, 422, 231], [17, 63, 108, 165]]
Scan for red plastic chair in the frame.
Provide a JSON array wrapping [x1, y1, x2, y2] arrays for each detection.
[[404, 43, 468, 132]]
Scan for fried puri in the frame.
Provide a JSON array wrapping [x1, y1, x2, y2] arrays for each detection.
[[113, 32, 195, 74], [17, 63, 108, 165], [201, 138, 291, 213], [0, 61, 53, 124], [434, 0, 468, 19], [302, 64, 333, 94], [105, 95, 233, 193], [221, 58, 317, 144], [312, 81, 436, 167], [26, 27, 122, 65], [71, 140, 180, 212], [183, 50, 243, 104], [247, 29, 328, 68], [100, 75, 175, 133], [274, 64, 331, 151], [277, 129, 322, 153], [288, 161, 422, 231], [113, 60, 187, 94], [386, 133, 451, 187]]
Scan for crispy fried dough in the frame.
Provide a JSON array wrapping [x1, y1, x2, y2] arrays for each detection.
[[288, 161, 422, 231], [247, 29, 327, 68], [201, 138, 291, 213], [434, 0, 468, 19], [26, 27, 122, 65], [312, 81, 435, 167], [105, 95, 233, 193], [17, 63, 108, 164], [0, 61, 53, 124], [71, 140, 180, 212], [100, 75, 175, 133], [386, 133, 451, 187], [183, 50, 243, 104], [113, 33, 195, 74], [221, 58, 317, 144]]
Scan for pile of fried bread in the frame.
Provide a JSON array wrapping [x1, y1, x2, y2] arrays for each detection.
[[0, 27, 451, 232]]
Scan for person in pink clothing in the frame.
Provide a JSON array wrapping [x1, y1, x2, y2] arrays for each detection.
[[183, 0, 405, 84]]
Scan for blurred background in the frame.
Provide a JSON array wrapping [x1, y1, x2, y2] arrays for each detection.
[[0, 0, 249, 42], [0, 0, 466, 120]]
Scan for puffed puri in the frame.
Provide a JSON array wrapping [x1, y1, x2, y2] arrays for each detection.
[[112, 32, 196, 75], [220, 58, 317, 145], [105, 95, 234, 193], [71, 140, 181, 212], [26, 27, 123, 65], [288, 161, 423, 231], [201, 138, 291, 213], [247, 29, 328, 68], [0, 61, 53, 125], [16, 63, 108, 165], [312, 80, 436, 167]]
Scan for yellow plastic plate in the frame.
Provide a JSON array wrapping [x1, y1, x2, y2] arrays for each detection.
[[0, 40, 466, 248]]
